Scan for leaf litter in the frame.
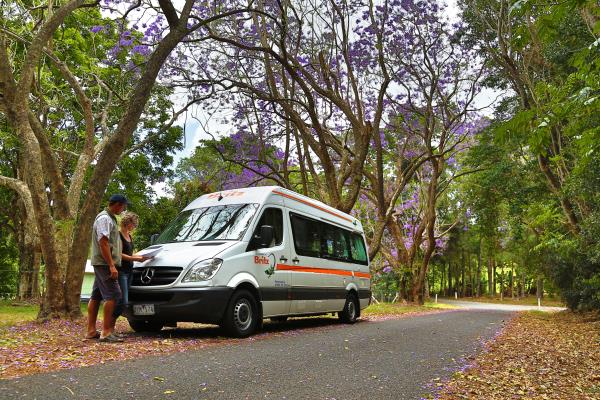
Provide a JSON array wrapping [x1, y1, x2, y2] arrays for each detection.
[[435, 311, 600, 400]]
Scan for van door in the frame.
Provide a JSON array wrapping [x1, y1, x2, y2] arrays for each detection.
[[286, 212, 345, 314], [248, 206, 291, 317]]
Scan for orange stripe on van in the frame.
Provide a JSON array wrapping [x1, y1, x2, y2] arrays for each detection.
[[276, 264, 371, 279], [272, 190, 354, 223]]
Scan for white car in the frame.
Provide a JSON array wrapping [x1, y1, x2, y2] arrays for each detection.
[[125, 186, 371, 337]]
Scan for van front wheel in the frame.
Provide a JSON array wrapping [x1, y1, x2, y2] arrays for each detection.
[[338, 293, 359, 324], [223, 289, 258, 337]]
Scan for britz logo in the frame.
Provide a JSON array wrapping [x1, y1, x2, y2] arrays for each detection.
[[254, 256, 269, 265]]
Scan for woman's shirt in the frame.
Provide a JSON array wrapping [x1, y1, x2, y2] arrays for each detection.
[[120, 232, 134, 273]]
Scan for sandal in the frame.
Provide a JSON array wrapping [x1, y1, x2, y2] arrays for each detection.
[[84, 331, 101, 340], [99, 333, 124, 343]]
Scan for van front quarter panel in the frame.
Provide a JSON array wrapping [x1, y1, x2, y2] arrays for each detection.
[[226, 272, 260, 289]]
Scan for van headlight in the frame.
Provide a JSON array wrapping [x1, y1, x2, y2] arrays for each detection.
[[182, 258, 223, 282]]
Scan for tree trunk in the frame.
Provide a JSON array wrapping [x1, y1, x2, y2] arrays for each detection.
[[449, 263, 454, 296], [16, 229, 41, 301], [521, 268, 526, 298], [461, 250, 466, 297], [441, 263, 446, 296], [476, 239, 482, 297], [14, 185, 41, 301], [468, 252, 473, 297], [410, 170, 439, 304], [499, 262, 504, 298], [487, 256, 493, 296], [536, 277, 544, 299], [510, 263, 515, 299]]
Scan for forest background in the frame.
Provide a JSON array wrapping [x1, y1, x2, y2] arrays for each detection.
[[1, 0, 599, 318]]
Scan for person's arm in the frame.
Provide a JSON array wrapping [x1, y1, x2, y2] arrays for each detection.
[[99, 236, 118, 279], [121, 253, 146, 262]]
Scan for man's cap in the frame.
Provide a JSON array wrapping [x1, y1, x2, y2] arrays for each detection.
[[108, 194, 129, 205]]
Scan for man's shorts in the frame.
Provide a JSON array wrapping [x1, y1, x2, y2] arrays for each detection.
[[90, 265, 122, 301]]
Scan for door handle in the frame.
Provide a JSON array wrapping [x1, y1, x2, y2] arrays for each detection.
[[279, 256, 288, 263], [292, 257, 300, 264]]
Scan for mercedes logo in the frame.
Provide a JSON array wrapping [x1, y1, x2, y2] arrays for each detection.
[[140, 267, 155, 284]]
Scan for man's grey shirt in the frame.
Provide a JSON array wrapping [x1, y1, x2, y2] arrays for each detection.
[[91, 210, 122, 267]]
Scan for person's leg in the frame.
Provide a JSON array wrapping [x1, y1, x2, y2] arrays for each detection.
[[87, 299, 100, 337], [125, 272, 132, 303], [102, 299, 116, 337], [113, 271, 127, 320], [86, 278, 102, 337]]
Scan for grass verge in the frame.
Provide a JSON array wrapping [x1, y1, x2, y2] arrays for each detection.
[[0, 301, 101, 328], [0, 301, 39, 328], [362, 301, 455, 317], [454, 295, 565, 307]]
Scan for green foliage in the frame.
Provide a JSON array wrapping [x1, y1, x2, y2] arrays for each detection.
[[459, 0, 600, 309], [0, 236, 17, 299]]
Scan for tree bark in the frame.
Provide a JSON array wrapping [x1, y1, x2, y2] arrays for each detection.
[[499, 262, 504, 298], [487, 256, 494, 296], [510, 262, 515, 299], [16, 205, 41, 301], [476, 238, 482, 297], [461, 249, 466, 297], [441, 263, 446, 296], [410, 161, 440, 304], [536, 277, 544, 300]]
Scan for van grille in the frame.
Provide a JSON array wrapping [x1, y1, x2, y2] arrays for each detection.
[[131, 266, 183, 287]]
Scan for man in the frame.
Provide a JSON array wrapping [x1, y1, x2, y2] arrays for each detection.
[[86, 194, 128, 342]]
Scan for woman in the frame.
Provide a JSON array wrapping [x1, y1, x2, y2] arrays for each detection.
[[114, 212, 147, 322]]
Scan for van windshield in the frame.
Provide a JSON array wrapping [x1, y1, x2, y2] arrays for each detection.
[[156, 203, 259, 243]]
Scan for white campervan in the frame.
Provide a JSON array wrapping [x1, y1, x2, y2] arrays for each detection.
[[124, 186, 371, 337]]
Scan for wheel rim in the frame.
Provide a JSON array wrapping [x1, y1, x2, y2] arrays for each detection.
[[233, 299, 253, 331], [348, 299, 356, 320]]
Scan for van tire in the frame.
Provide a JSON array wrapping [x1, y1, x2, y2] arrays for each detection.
[[270, 316, 288, 323], [338, 293, 359, 324], [222, 289, 258, 337], [128, 319, 164, 333]]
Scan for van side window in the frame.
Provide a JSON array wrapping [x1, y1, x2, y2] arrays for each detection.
[[290, 214, 321, 258], [249, 208, 283, 250], [349, 234, 368, 264], [290, 213, 368, 265], [321, 224, 350, 261]]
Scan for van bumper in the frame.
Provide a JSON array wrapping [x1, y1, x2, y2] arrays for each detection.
[[124, 286, 234, 325]]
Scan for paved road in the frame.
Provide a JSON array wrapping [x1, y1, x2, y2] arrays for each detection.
[[438, 299, 566, 312], [1, 310, 511, 400]]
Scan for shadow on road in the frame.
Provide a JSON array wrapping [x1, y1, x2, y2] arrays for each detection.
[[133, 316, 362, 340]]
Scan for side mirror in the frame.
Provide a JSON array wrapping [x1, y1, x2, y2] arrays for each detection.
[[150, 233, 160, 245], [256, 225, 274, 248]]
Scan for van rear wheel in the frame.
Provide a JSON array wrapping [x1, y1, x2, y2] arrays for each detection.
[[128, 319, 164, 333], [338, 293, 359, 324], [222, 289, 258, 337]]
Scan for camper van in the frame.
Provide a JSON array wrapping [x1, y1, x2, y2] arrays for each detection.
[[124, 186, 371, 337]]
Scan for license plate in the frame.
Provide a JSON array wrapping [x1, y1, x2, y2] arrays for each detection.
[[133, 304, 155, 316]]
